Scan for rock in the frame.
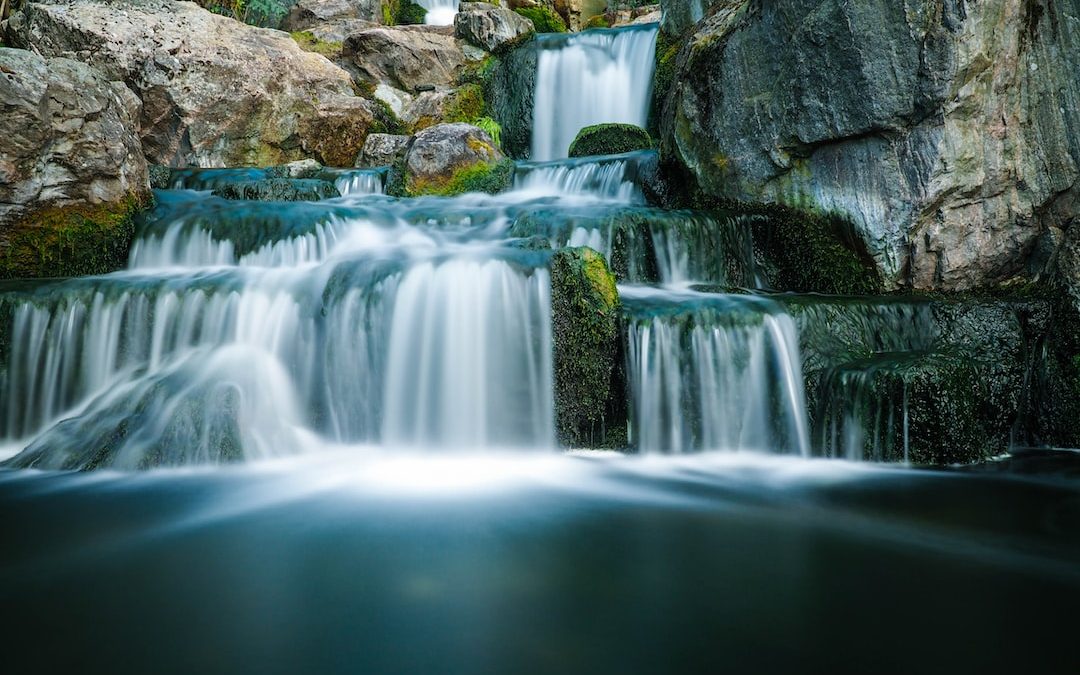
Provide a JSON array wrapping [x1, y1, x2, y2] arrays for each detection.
[[484, 34, 537, 158], [357, 133, 412, 167], [454, 3, 533, 53], [568, 123, 651, 157], [661, 0, 1080, 291], [7, 0, 378, 168], [659, 0, 720, 37], [342, 25, 481, 95], [549, 246, 622, 447], [211, 179, 341, 201], [513, 6, 566, 32], [284, 0, 381, 29], [403, 122, 509, 195], [0, 48, 150, 279], [277, 159, 325, 179], [510, 0, 605, 31]]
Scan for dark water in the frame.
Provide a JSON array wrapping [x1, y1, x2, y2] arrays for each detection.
[[2, 451, 1078, 674]]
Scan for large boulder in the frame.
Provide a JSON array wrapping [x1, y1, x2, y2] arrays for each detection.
[[7, 0, 378, 168], [454, 2, 534, 52], [0, 48, 150, 278], [342, 25, 485, 95], [403, 122, 509, 195], [661, 0, 1080, 291]]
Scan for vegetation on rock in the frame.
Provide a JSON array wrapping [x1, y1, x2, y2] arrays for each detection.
[[290, 30, 343, 58], [568, 123, 652, 157], [197, 0, 291, 28], [382, 0, 426, 25], [1, 193, 151, 279], [549, 247, 625, 448], [406, 159, 514, 197], [514, 7, 567, 33]]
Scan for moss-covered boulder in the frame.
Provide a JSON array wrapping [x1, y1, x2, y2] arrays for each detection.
[[514, 7, 567, 33], [403, 122, 512, 196], [568, 124, 652, 158], [549, 247, 624, 448]]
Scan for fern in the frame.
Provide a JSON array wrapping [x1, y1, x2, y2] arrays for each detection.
[[474, 117, 503, 150]]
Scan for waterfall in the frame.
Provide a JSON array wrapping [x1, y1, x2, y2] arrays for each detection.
[[621, 287, 811, 456], [416, 0, 458, 25], [333, 169, 386, 196], [512, 151, 654, 202], [531, 24, 659, 160]]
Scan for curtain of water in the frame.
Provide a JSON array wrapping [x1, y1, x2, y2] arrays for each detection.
[[531, 25, 659, 160]]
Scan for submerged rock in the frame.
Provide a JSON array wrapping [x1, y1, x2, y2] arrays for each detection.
[[568, 123, 652, 157], [454, 2, 534, 52], [403, 122, 509, 195], [211, 179, 341, 202], [549, 246, 624, 448], [0, 48, 150, 278], [7, 0, 377, 167], [661, 0, 1080, 291]]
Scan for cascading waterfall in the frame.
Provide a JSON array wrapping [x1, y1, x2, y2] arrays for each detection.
[[512, 151, 652, 202], [333, 169, 386, 196], [621, 287, 811, 455], [416, 0, 458, 25], [531, 24, 659, 160]]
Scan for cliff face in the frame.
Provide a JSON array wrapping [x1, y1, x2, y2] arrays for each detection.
[[661, 0, 1080, 290]]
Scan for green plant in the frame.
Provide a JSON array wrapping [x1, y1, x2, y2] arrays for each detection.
[[514, 7, 567, 33], [381, 0, 426, 25], [584, 14, 610, 29], [290, 31, 343, 58], [474, 117, 503, 150], [196, 0, 288, 27]]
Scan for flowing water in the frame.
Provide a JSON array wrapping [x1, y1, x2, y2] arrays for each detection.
[[1, 19, 1076, 674], [416, 0, 458, 25], [531, 25, 659, 160]]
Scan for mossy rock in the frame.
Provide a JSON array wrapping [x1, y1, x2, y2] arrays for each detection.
[[442, 84, 488, 124], [550, 247, 626, 448], [382, 0, 427, 25], [568, 124, 652, 158], [1, 193, 151, 279], [483, 37, 537, 159], [290, 31, 343, 59], [406, 158, 515, 197], [514, 7, 567, 33], [211, 178, 341, 202], [584, 14, 610, 29]]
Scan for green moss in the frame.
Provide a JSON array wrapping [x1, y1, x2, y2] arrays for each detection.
[[515, 7, 567, 33], [1, 193, 151, 279], [406, 158, 514, 197], [380, 0, 426, 25], [651, 29, 682, 137], [568, 123, 652, 157], [290, 31, 344, 58], [442, 84, 487, 123], [550, 247, 625, 448], [584, 14, 610, 29]]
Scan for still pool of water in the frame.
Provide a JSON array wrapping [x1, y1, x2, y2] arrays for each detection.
[[2, 450, 1077, 673]]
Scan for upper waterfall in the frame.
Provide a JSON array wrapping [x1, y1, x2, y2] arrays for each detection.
[[531, 24, 659, 161]]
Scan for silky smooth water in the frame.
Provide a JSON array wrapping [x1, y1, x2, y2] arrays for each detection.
[[531, 25, 659, 160]]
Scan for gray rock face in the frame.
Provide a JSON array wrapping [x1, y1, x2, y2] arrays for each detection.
[[343, 25, 483, 95], [659, 0, 720, 37], [454, 3, 533, 52], [358, 133, 412, 167], [0, 48, 148, 227], [211, 178, 341, 201], [284, 0, 380, 28], [404, 122, 504, 190], [7, 0, 377, 168], [662, 0, 1080, 291], [485, 34, 537, 158]]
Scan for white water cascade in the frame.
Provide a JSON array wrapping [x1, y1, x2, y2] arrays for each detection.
[[531, 24, 659, 160], [416, 0, 458, 25]]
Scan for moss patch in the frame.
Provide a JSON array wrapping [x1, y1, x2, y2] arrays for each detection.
[[568, 123, 652, 157], [443, 84, 487, 123], [550, 247, 625, 448], [382, 0, 427, 25], [584, 14, 610, 29], [406, 159, 514, 197], [290, 31, 344, 59], [515, 7, 567, 33], [1, 193, 151, 279]]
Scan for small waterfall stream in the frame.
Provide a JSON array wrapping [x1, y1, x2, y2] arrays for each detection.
[[531, 24, 659, 160]]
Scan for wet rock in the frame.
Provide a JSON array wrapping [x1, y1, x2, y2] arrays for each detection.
[[358, 133, 412, 167], [0, 48, 150, 279], [568, 123, 651, 157], [342, 25, 483, 95], [211, 179, 341, 202], [7, 0, 377, 168], [659, 0, 721, 37], [484, 34, 537, 158], [549, 246, 623, 448], [661, 0, 1080, 291], [454, 2, 534, 52], [403, 122, 506, 195]]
